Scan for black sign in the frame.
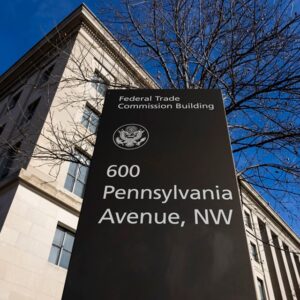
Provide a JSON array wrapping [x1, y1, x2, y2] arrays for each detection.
[[62, 90, 256, 300]]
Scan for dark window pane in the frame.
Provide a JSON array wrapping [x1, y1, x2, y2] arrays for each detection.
[[8, 91, 22, 111], [26, 99, 40, 121], [89, 113, 99, 133], [81, 117, 89, 128], [59, 250, 71, 269], [64, 233, 75, 252], [257, 279, 266, 300], [89, 123, 97, 134], [65, 150, 90, 198], [49, 226, 75, 270], [250, 243, 259, 262], [98, 83, 106, 96], [245, 212, 252, 229], [91, 112, 98, 123], [82, 118, 88, 127], [53, 227, 65, 246], [84, 108, 91, 117], [91, 72, 107, 97], [78, 165, 88, 183], [68, 161, 78, 176], [74, 181, 84, 197], [0, 142, 21, 179], [81, 106, 99, 134], [94, 79, 107, 96], [38, 65, 55, 86], [64, 175, 75, 192], [81, 109, 91, 128], [20, 98, 40, 126], [49, 245, 60, 265], [0, 124, 6, 135]]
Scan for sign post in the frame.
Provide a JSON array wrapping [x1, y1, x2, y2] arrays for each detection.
[[62, 89, 256, 300]]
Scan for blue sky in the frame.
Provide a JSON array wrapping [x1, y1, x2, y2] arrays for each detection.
[[1, 1, 299, 235], [0, 0, 101, 75]]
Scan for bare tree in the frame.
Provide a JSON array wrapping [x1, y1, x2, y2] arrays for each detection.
[[98, 0, 300, 221], [0, 0, 299, 225], [0, 30, 143, 179]]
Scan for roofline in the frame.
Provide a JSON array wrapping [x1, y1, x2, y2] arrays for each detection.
[[240, 179, 300, 246], [0, 4, 84, 82], [0, 3, 159, 91], [79, 3, 159, 88]]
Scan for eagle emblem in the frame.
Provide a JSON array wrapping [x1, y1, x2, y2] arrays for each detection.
[[113, 124, 149, 150]]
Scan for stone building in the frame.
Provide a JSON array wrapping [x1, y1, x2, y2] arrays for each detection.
[[0, 4, 299, 300]]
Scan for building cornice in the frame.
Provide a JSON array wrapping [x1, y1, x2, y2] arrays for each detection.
[[240, 179, 300, 247], [0, 168, 81, 216], [78, 5, 159, 89], [0, 4, 158, 98], [19, 168, 82, 216]]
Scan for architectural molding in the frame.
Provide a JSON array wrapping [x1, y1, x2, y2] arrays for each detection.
[[18, 168, 81, 216]]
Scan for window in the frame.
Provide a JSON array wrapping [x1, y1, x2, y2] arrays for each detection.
[[257, 278, 267, 300], [49, 225, 75, 269], [244, 211, 252, 229], [81, 105, 100, 134], [0, 123, 6, 135], [20, 97, 40, 126], [7, 91, 22, 111], [38, 64, 55, 86], [250, 242, 259, 262], [0, 141, 21, 179], [91, 70, 107, 97], [64, 151, 90, 198]]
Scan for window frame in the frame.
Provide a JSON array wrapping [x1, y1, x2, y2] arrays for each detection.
[[91, 70, 108, 97], [64, 150, 90, 198], [257, 278, 267, 300], [7, 90, 22, 111], [38, 64, 55, 87], [81, 104, 101, 134], [48, 225, 75, 269], [250, 242, 259, 262], [244, 211, 253, 229], [20, 97, 41, 126]]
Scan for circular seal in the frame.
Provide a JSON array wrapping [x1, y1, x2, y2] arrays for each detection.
[[113, 124, 149, 150]]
